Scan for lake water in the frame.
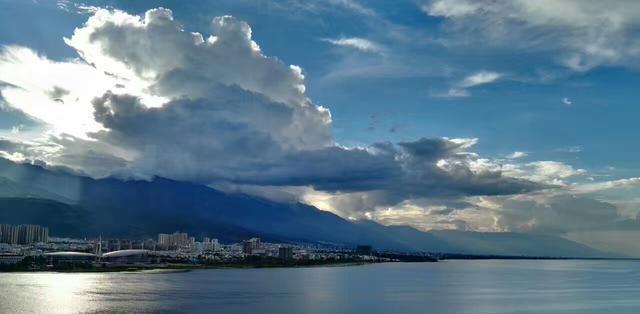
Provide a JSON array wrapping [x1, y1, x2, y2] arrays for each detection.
[[1, 260, 640, 313]]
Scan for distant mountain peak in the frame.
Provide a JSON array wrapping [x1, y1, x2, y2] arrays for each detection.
[[0, 158, 608, 257]]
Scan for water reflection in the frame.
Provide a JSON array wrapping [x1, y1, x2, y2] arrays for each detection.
[[1, 261, 640, 314], [2, 273, 100, 313]]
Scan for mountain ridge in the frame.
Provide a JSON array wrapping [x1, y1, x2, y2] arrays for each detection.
[[0, 158, 608, 257]]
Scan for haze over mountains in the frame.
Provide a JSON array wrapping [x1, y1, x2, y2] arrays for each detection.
[[0, 158, 606, 257]]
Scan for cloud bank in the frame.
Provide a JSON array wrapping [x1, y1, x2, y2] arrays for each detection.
[[0, 8, 540, 195]]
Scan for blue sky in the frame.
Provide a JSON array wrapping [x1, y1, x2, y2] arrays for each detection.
[[21, 2, 640, 170], [1, 0, 640, 254], [1, 0, 639, 175]]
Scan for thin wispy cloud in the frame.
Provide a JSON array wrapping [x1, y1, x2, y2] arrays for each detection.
[[507, 151, 527, 159], [446, 71, 502, 98], [321, 37, 382, 53], [328, 0, 376, 16], [555, 146, 583, 153], [459, 71, 501, 88]]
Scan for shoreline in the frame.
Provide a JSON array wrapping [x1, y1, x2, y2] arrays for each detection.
[[3, 257, 638, 274], [0, 260, 379, 273]]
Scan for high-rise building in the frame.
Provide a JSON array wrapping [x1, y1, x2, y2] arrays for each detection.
[[278, 247, 294, 260], [355, 245, 373, 256], [242, 238, 262, 255], [0, 224, 18, 244], [142, 239, 156, 250], [158, 233, 170, 246], [107, 239, 121, 252], [0, 224, 48, 244], [199, 237, 220, 251], [120, 239, 132, 250], [158, 231, 192, 249]]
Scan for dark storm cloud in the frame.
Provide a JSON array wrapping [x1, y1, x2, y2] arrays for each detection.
[[88, 91, 545, 200]]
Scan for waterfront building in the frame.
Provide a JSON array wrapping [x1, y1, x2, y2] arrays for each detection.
[[278, 247, 294, 260], [130, 240, 144, 249], [158, 231, 192, 249], [142, 239, 156, 250], [44, 251, 97, 265], [158, 233, 170, 247], [107, 239, 121, 252], [355, 245, 373, 256], [101, 249, 154, 265], [200, 237, 220, 251], [242, 238, 262, 255], [210, 238, 220, 251], [0, 224, 18, 244], [0, 253, 24, 264], [1, 224, 48, 244], [120, 239, 132, 250]]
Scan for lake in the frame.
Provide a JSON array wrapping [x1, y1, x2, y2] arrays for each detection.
[[1, 260, 640, 313]]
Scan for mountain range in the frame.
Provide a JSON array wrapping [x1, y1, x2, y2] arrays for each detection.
[[0, 158, 608, 257]]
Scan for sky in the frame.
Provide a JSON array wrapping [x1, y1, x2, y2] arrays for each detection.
[[0, 0, 640, 255]]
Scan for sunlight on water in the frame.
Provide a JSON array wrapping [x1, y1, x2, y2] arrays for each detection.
[[0, 273, 101, 313], [2, 261, 640, 314]]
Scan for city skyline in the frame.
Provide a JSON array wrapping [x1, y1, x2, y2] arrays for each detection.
[[0, 221, 380, 271]]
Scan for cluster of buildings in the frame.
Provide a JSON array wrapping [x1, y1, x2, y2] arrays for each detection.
[[242, 237, 263, 255], [241, 238, 293, 260], [158, 232, 194, 248], [0, 224, 48, 245], [158, 231, 220, 251], [0, 224, 378, 267], [102, 238, 156, 251]]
